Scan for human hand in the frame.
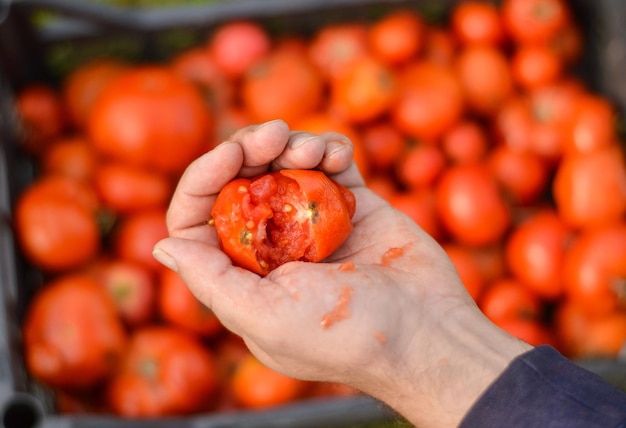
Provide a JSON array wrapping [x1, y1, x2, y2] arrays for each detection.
[[153, 120, 532, 427]]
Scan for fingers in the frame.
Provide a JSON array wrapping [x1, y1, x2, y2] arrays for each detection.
[[166, 141, 243, 237], [167, 119, 361, 238], [153, 237, 264, 335]]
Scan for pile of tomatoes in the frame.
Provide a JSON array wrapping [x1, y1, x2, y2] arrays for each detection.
[[9, 0, 626, 419]]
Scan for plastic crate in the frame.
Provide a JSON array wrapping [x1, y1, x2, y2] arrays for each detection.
[[1, 1, 626, 427]]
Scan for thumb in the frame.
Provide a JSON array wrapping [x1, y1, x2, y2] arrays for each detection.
[[152, 237, 262, 333]]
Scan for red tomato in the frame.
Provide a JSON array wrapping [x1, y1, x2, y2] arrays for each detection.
[[553, 145, 626, 229], [563, 223, 626, 317], [501, 0, 571, 44], [22, 274, 127, 390], [89, 258, 156, 327], [113, 208, 169, 273], [15, 83, 67, 155], [392, 60, 464, 140], [206, 20, 271, 79], [171, 46, 233, 109], [87, 66, 212, 176], [450, 1, 504, 46], [435, 164, 511, 247], [396, 143, 446, 189], [231, 354, 307, 409], [441, 120, 489, 165], [455, 44, 513, 116], [505, 209, 572, 300], [479, 278, 542, 324], [241, 48, 324, 127], [62, 59, 128, 129], [107, 326, 218, 417], [511, 44, 564, 90], [158, 268, 223, 338], [307, 23, 369, 80], [367, 9, 424, 66], [554, 301, 626, 359], [564, 94, 617, 155], [94, 162, 172, 214], [329, 55, 398, 124], [211, 170, 356, 276], [14, 176, 101, 272], [41, 135, 97, 182], [488, 144, 550, 205], [360, 121, 407, 172]]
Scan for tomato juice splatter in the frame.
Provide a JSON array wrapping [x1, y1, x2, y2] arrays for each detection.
[[321, 285, 353, 328]]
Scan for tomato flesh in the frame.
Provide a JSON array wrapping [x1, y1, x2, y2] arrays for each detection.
[[211, 170, 355, 275]]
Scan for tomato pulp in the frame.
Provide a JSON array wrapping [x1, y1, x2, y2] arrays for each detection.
[[211, 170, 356, 276]]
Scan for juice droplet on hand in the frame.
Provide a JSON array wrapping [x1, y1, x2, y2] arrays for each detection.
[[321, 285, 353, 329], [374, 331, 387, 345], [338, 261, 356, 272], [382, 247, 404, 266]]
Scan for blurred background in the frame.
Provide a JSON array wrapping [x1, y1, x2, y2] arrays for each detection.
[[1, 0, 626, 427]]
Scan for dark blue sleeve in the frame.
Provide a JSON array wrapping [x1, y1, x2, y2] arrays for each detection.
[[460, 345, 626, 428]]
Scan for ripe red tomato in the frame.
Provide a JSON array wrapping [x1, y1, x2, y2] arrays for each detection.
[[505, 209, 572, 300], [367, 9, 424, 66], [211, 170, 356, 276], [62, 59, 128, 129], [22, 274, 127, 390], [106, 326, 218, 417], [435, 164, 511, 247], [87, 66, 212, 176], [391, 60, 464, 140], [89, 257, 157, 327], [14, 176, 101, 272], [329, 54, 398, 124], [563, 223, 626, 317], [450, 1, 504, 46], [94, 162, 172, 214], [501, 0, 571, 44], [553, 145, 626, 229], [487, 144, 550, 205], [241, 48, 323, 126], [15, 83, 67, 155], [113, 208, 169, 273], [206, 20, 271, 79], [231, 354, 307, 409], [158, 268, 223, 338], [307, 23, 369, 80], [479, 278, 542, 325], [41, 135, 97, 182], [455, 44, 513, 117]]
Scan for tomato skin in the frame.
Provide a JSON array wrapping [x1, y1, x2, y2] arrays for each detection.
[[107, 326, 218, 417], [553, 145, 626, 229], [114, 208, 169, 273], [563, 223, 626, 317], [505, 209, 572, 300], [14, 176, 101, 272], [22, 274, 127, 390], [158, 268, 224, 338], [87, 66, 211, 175], [231, 354, 307, 409], [211, 170, 355, 276], [207, 20, 271, 79], [435, 164, 511, 247], [94, 162, 172, 214]]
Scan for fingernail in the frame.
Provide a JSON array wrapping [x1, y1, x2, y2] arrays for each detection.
[[290, 134, 318, 149], [153, 247, 179, 272]]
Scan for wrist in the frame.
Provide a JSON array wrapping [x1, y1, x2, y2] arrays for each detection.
[[371, 300, 533, 427]]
